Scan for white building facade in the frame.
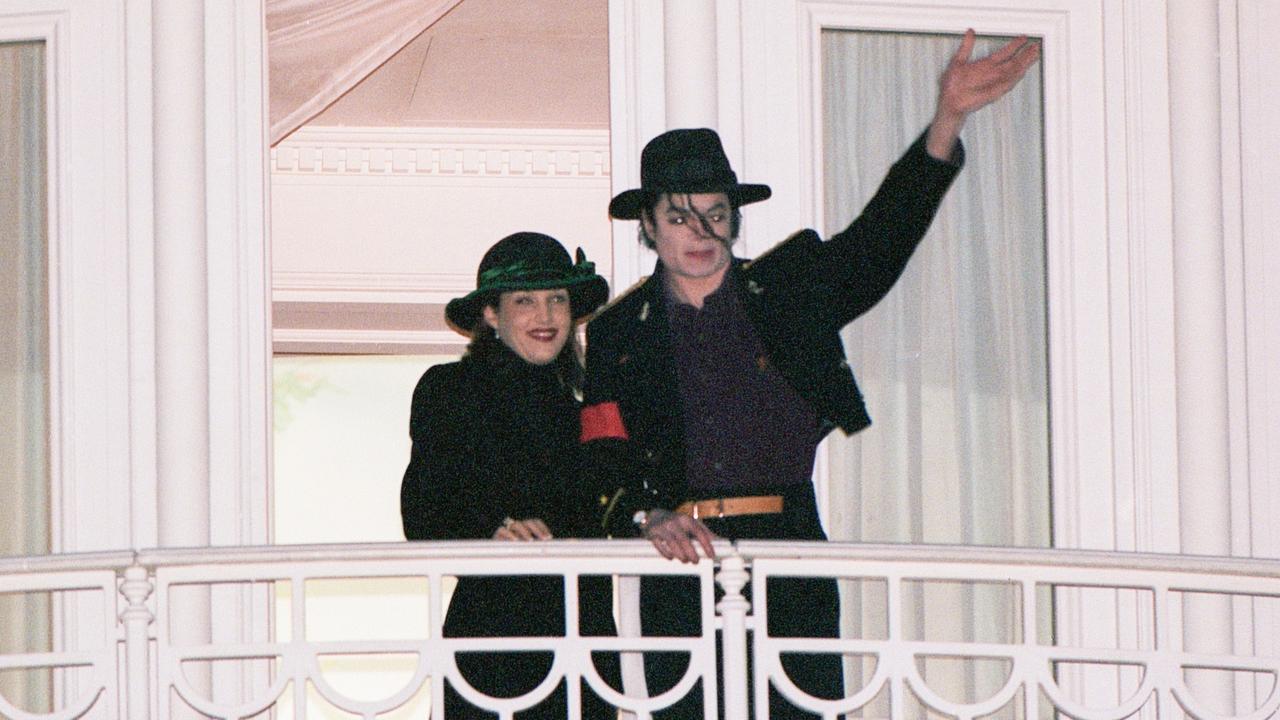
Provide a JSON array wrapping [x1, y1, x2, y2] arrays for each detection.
[[2, 1, 1280, 718]]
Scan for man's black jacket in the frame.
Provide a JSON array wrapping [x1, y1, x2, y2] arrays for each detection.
[[582, 133, 963, 536]]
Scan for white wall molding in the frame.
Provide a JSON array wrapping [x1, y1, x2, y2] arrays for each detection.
[[273, 270, 472, 305], [272, 126, 610, 178], [272, 327, 464, 353], [1103, 0, 1180, 556], [202, 0, 270, 554], [1238, 1, 1280, 566]]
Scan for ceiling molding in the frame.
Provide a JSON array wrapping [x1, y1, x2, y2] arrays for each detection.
[[271, 126, 611, 178]]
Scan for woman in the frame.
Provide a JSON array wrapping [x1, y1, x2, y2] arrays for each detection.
[[400, 232, 616, 720]]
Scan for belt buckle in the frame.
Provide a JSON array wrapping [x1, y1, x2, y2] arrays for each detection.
[[690, 497, 729, 519]]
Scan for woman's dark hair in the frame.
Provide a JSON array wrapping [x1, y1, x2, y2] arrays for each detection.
[[637, 191, 742, 249], [464, 305, 586, 395]]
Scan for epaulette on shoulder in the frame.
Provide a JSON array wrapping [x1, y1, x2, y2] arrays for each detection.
[[581, 274, 651, 323], [740, 228, 821, 274]]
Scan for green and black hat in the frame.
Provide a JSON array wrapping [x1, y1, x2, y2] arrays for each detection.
[[445, 232, 609, 332]]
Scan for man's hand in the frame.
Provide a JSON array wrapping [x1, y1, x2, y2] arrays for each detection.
[[493, 517, 553, 541], [927, 29, 1041, 160], [644, 509, 718, 564]]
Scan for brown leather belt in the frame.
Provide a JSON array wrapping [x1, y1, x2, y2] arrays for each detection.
[[675, 495, 784, 520]]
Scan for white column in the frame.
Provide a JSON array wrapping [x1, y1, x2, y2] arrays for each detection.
[[663, 0, 718, 129], [151, 4, 213, 710], [1169, 0, 1230, 560], [1168, 1, 1234, 713], [152, 0, 211, 550]]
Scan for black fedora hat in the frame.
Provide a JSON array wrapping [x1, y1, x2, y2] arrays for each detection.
[[445, 232, 610, 333], [609, 127, 772, 220]]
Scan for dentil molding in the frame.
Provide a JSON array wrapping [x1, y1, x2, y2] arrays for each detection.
[[271, 126, 611, 179]]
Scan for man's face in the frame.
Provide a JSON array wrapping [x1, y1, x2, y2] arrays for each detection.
[[643, 192, 733, 284]]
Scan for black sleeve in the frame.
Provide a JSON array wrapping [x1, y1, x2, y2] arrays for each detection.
[[812, 129, 964, 329], [579, 317, 658, 538], [399, 365, 508, 540]]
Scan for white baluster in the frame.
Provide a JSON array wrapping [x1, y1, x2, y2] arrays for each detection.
[[716, 551, 750, 720], [616, 574, 646, 720], [120, 563, 154, 720]]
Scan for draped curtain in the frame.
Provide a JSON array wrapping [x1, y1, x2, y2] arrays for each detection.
[[821, 30, 1050, 717], [267, 0, 463, 145], [0, 39, 51, 713]]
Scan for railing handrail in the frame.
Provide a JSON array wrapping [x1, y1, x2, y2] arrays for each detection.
[[134, 538, 731, 567], [737, 540, 1280, 579], [0, 550, 135, 576], [5, 540, 1280, 577]]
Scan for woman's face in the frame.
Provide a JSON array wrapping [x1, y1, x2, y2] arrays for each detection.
[[482, 288, 573, 366]]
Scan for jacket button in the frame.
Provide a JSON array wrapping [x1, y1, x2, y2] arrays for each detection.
[[644, 449, 655, 460]]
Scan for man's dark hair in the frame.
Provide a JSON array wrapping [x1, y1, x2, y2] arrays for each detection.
[[636, 191, 742, 249]]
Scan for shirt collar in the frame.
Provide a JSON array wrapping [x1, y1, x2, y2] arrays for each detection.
[[659, 260, 740, 313]]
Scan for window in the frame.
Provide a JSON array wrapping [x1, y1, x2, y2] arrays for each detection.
[[820, 29, 1050, 550], [0, 37, 51, 714]]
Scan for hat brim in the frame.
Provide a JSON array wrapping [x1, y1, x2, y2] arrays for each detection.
[[445, 274, 610, 334], [608, 183, 772, 220]]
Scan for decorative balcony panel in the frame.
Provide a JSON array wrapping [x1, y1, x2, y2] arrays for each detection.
[[1, 543, 1279, 719]]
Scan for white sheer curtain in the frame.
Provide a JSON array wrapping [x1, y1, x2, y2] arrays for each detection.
[[267, 0, 463, 145], [0, 39, 51, 712], [821, 30, 1049, 717]]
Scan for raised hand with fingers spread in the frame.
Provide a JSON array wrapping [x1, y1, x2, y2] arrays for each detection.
[[927, 29, 1041, 159]]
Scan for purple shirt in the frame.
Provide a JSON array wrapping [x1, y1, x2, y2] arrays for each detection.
[[665, 268, 822, 495]]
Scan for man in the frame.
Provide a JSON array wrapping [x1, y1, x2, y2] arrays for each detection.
[[581, 30, 1039, 718]]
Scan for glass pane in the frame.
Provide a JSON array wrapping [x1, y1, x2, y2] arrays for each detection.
[[0, 38, 51, 714], [273, 353, 456, 544], [0, 40, 49, 551], [820, 28, 1049, 549]]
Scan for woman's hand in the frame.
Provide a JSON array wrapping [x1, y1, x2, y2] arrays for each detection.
[[643, 509, 718, 564], [493, 517, 553, 541]]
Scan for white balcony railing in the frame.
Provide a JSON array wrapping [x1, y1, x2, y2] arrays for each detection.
[[2, 542, 1280, 720]]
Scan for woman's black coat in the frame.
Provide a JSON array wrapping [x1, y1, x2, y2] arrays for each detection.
[[400, 343, 616, 719]]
